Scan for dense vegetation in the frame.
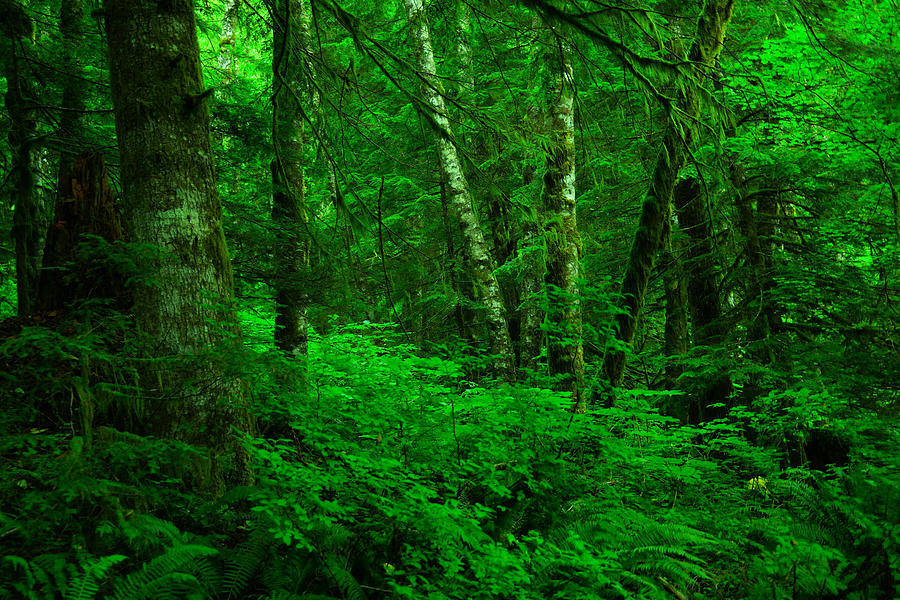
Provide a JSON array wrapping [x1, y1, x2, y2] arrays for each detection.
[[1, 0, 898, 598]]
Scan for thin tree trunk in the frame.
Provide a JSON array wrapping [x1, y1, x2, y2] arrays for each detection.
[[402, 0, 515, 380], [104, 0, 252, 493], [217, 0, 239, 81], [541, 38, 585, 411], [272, 0, 310, 358], [602, 0, 735, 393], [517, 14, 546, 373]]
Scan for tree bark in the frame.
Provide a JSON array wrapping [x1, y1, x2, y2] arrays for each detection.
[[37, 152, 128, 313], [674, 178, 725, 346], [104, 0, 252, 493], [673, 178, 732, 422], [402, 0, 515, 380], [662, 204, 688, 393], [272, 0, 311, 358], [602, 0, 734, 393], [57, 0, 87, 181], [2, 0, 47, 316], [540, 38, 585, 411]]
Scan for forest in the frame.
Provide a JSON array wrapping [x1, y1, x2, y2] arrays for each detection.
[[0, 0, 898, 598]]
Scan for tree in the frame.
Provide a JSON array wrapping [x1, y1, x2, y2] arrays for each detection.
[[602, 0, 735, 394], [539, 30, 585, 410], [272, 0, 312, 358], [1, 0, 47, 315], [103, 0, 251, 492], [402, 0, 515, 380]]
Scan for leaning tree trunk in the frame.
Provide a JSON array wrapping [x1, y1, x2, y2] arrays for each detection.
[[602, 0, 735, 393], [2, 0, 47, 316], [402, 0, 515, 380], [272, 0, 311, 358], [104, 0, 252, 493], [540, 38, 585, 411]]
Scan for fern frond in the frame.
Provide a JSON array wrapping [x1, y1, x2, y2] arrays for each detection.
[[222, 528, 270, 599], [63, 555, 127, 600], [110, 544, 217, 600], [325, 555, 365, 600]]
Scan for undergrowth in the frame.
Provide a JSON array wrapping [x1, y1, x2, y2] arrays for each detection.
[[1, 317, 898, 599]]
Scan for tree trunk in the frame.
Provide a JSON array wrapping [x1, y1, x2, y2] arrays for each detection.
[[402, 0, 515, 380], [104, 0, 252, 493], [217, 0, 239, 81], [540, 39, 585, 411], [518, 15, 547, 373], [57, 0, 87, 182], [602, 0, 734, 393], [2, 0, 47, 316], [37, 152, 128, 313], [674, 178, 725, 346], [662, 204, 688, 393], [673, 177, 731, 422], [272, 0, 310, 358]]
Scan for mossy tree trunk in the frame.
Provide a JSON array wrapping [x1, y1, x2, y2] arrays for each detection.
[[673, 177, 732, 422], [662, 204, 688, 393], [2, 0, 47, 316], [57, 0, 87, 187], [104, 0, 252, 493], [403, 0, 515, 381], [272, 0, 311, 358], [602, 0, 735, 393], [675, 178, 725, 346], [518, 14, 550, 373], [540, 37, 585, 411]]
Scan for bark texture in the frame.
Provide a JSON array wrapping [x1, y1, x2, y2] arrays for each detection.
[[602, 0, 734, 392], [541, 41, 585, 411], [37, 152, 128, 312], [673, 177, 731, 422], [57, 0, 87, 180], [2, 0, 47, 315], [662, 204, 688, 392], [674, 178, 725, 346], [104, 0, 251, 492], [403, 0, 515, 380], [272, 0, 311, 358]]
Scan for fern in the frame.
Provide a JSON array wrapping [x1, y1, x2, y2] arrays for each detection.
[[222, 527, 270, 599], [109, 544, 218, 600], [325, 555, 365, 600], [63, 555, 127, 600]]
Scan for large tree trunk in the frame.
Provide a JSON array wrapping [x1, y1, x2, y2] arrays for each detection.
[[104, 0, 252, 493], [602, 0, 734, 393], [2, 0, 47, 316], [272, 0, 311, 358], [402, 0, 515, 380], [540, 39, 585, 411]]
